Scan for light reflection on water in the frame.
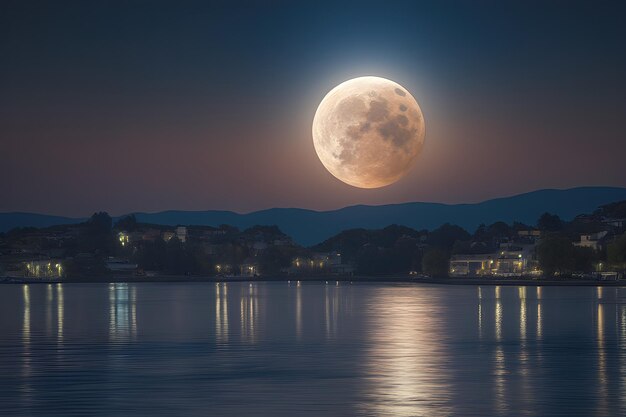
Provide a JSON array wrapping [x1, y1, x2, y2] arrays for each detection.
[[108, 283, 136, 341], [215, 283, 229, 343], [0, 282, 625, 416], [361, 288, 451, 417]]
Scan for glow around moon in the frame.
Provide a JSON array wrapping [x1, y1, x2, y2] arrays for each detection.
[[312, 76, 425, 188]]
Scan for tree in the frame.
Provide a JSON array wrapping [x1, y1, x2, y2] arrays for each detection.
[[572, 246, 597, 273], [427, 223, 471, 251], [82, 212, 114, 254], [115, 214, 138, 231], [473, 224, 488, 242], [135, 238, 167, 271], [487, 221, 513, 239], [422, 248, 449, 277], [165, 237, 187, 274], [607, 233, 626, 269], [88, 212, 112, 233], [595, 200, 626, 219], [452, 240, 489, 255], [512, 221, 532, 231], [259, 246, 304, 275], [537, 236, 574, 277], [537, 212, 562, 232]]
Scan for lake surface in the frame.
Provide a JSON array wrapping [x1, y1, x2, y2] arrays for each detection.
[[1, 282, 625, 416]]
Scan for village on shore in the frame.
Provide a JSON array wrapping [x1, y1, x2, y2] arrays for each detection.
[[1, 200, 625, 284]]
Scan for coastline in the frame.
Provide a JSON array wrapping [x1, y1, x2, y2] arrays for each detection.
[[2, 274, 624, 287]]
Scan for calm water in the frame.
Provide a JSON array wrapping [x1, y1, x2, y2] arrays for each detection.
[[1, 282, 625, 417]]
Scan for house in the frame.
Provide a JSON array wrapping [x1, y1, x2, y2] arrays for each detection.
[[450, 243, 539, 277], [287, 256, 329, 274], [517, 229, 542, 243], [118, 231, 130, 247], [318, 252, 354, 275], [250, 241, 268, 253], [575, 231, 609, 252], [329, 263, 354, 275], [449, 254, 496, 277], [493, 244, 537, 276], [602, 218, 625, 233], [24, 259, 64, 278], [273, 237, 293, 246], [240, 258, 260, 276], [105, 257, 138, 273], [215, 263, 233, 275], [141, 229, 161, 241], [325, 252, 342, 266], [176, 226, 187, 243]]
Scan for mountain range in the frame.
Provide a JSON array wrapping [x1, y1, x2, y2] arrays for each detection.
[[2, 187, 626, 246]]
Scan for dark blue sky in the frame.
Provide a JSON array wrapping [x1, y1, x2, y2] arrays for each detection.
[[1, 1, 625, 216]]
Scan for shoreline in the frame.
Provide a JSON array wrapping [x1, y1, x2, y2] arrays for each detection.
[[1, 274, 624, 287]]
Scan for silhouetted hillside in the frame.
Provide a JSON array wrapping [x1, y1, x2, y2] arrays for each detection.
[[2, 187, 626, 245]]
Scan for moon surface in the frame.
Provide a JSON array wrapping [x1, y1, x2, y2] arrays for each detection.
[[312, 76, 425, 188]]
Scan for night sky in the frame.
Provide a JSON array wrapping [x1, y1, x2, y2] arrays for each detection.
[[1, 1, 625, 217]]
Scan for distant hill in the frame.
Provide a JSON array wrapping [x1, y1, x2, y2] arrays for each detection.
[[0, 212, 83, 232], [2, 187, 626, 246]]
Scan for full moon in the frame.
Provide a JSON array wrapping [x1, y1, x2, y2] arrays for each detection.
[[312, 76, 425, 188]]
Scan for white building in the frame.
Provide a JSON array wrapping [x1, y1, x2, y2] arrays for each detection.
[[176, 226, 187, 243], [575, 231, 608, 252], [450, 243, 538, 277], [449, 254, 496, 277]]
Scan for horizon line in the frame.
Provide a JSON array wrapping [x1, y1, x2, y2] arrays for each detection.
[[1, 185, 625, 220]]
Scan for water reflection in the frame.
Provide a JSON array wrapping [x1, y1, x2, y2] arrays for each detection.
[[57, 283, 64, 343], [519, 286, 527, 341], [493, 287, 507, 414], [22, 285, 30, 346], [618, 303, 626, 410], [5, 283, 626, 417], [537, 287, 543, 340], [296, 282, 302, 340], [325, 285, 339, 340], [46, 284, 52, 336], [240, 283, 258, 343], [108, 283, 137, 341], [518, 287, 531, 411], [597, 302, 608, 415], [215, 283, 229, 343], [19, 284, 32, 411], [495, 286, 503, 341], [493, 344, 507, 414], [362, 287, 451, 417], [42, 284, 64, 342], [478, 287, 483, 339]]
